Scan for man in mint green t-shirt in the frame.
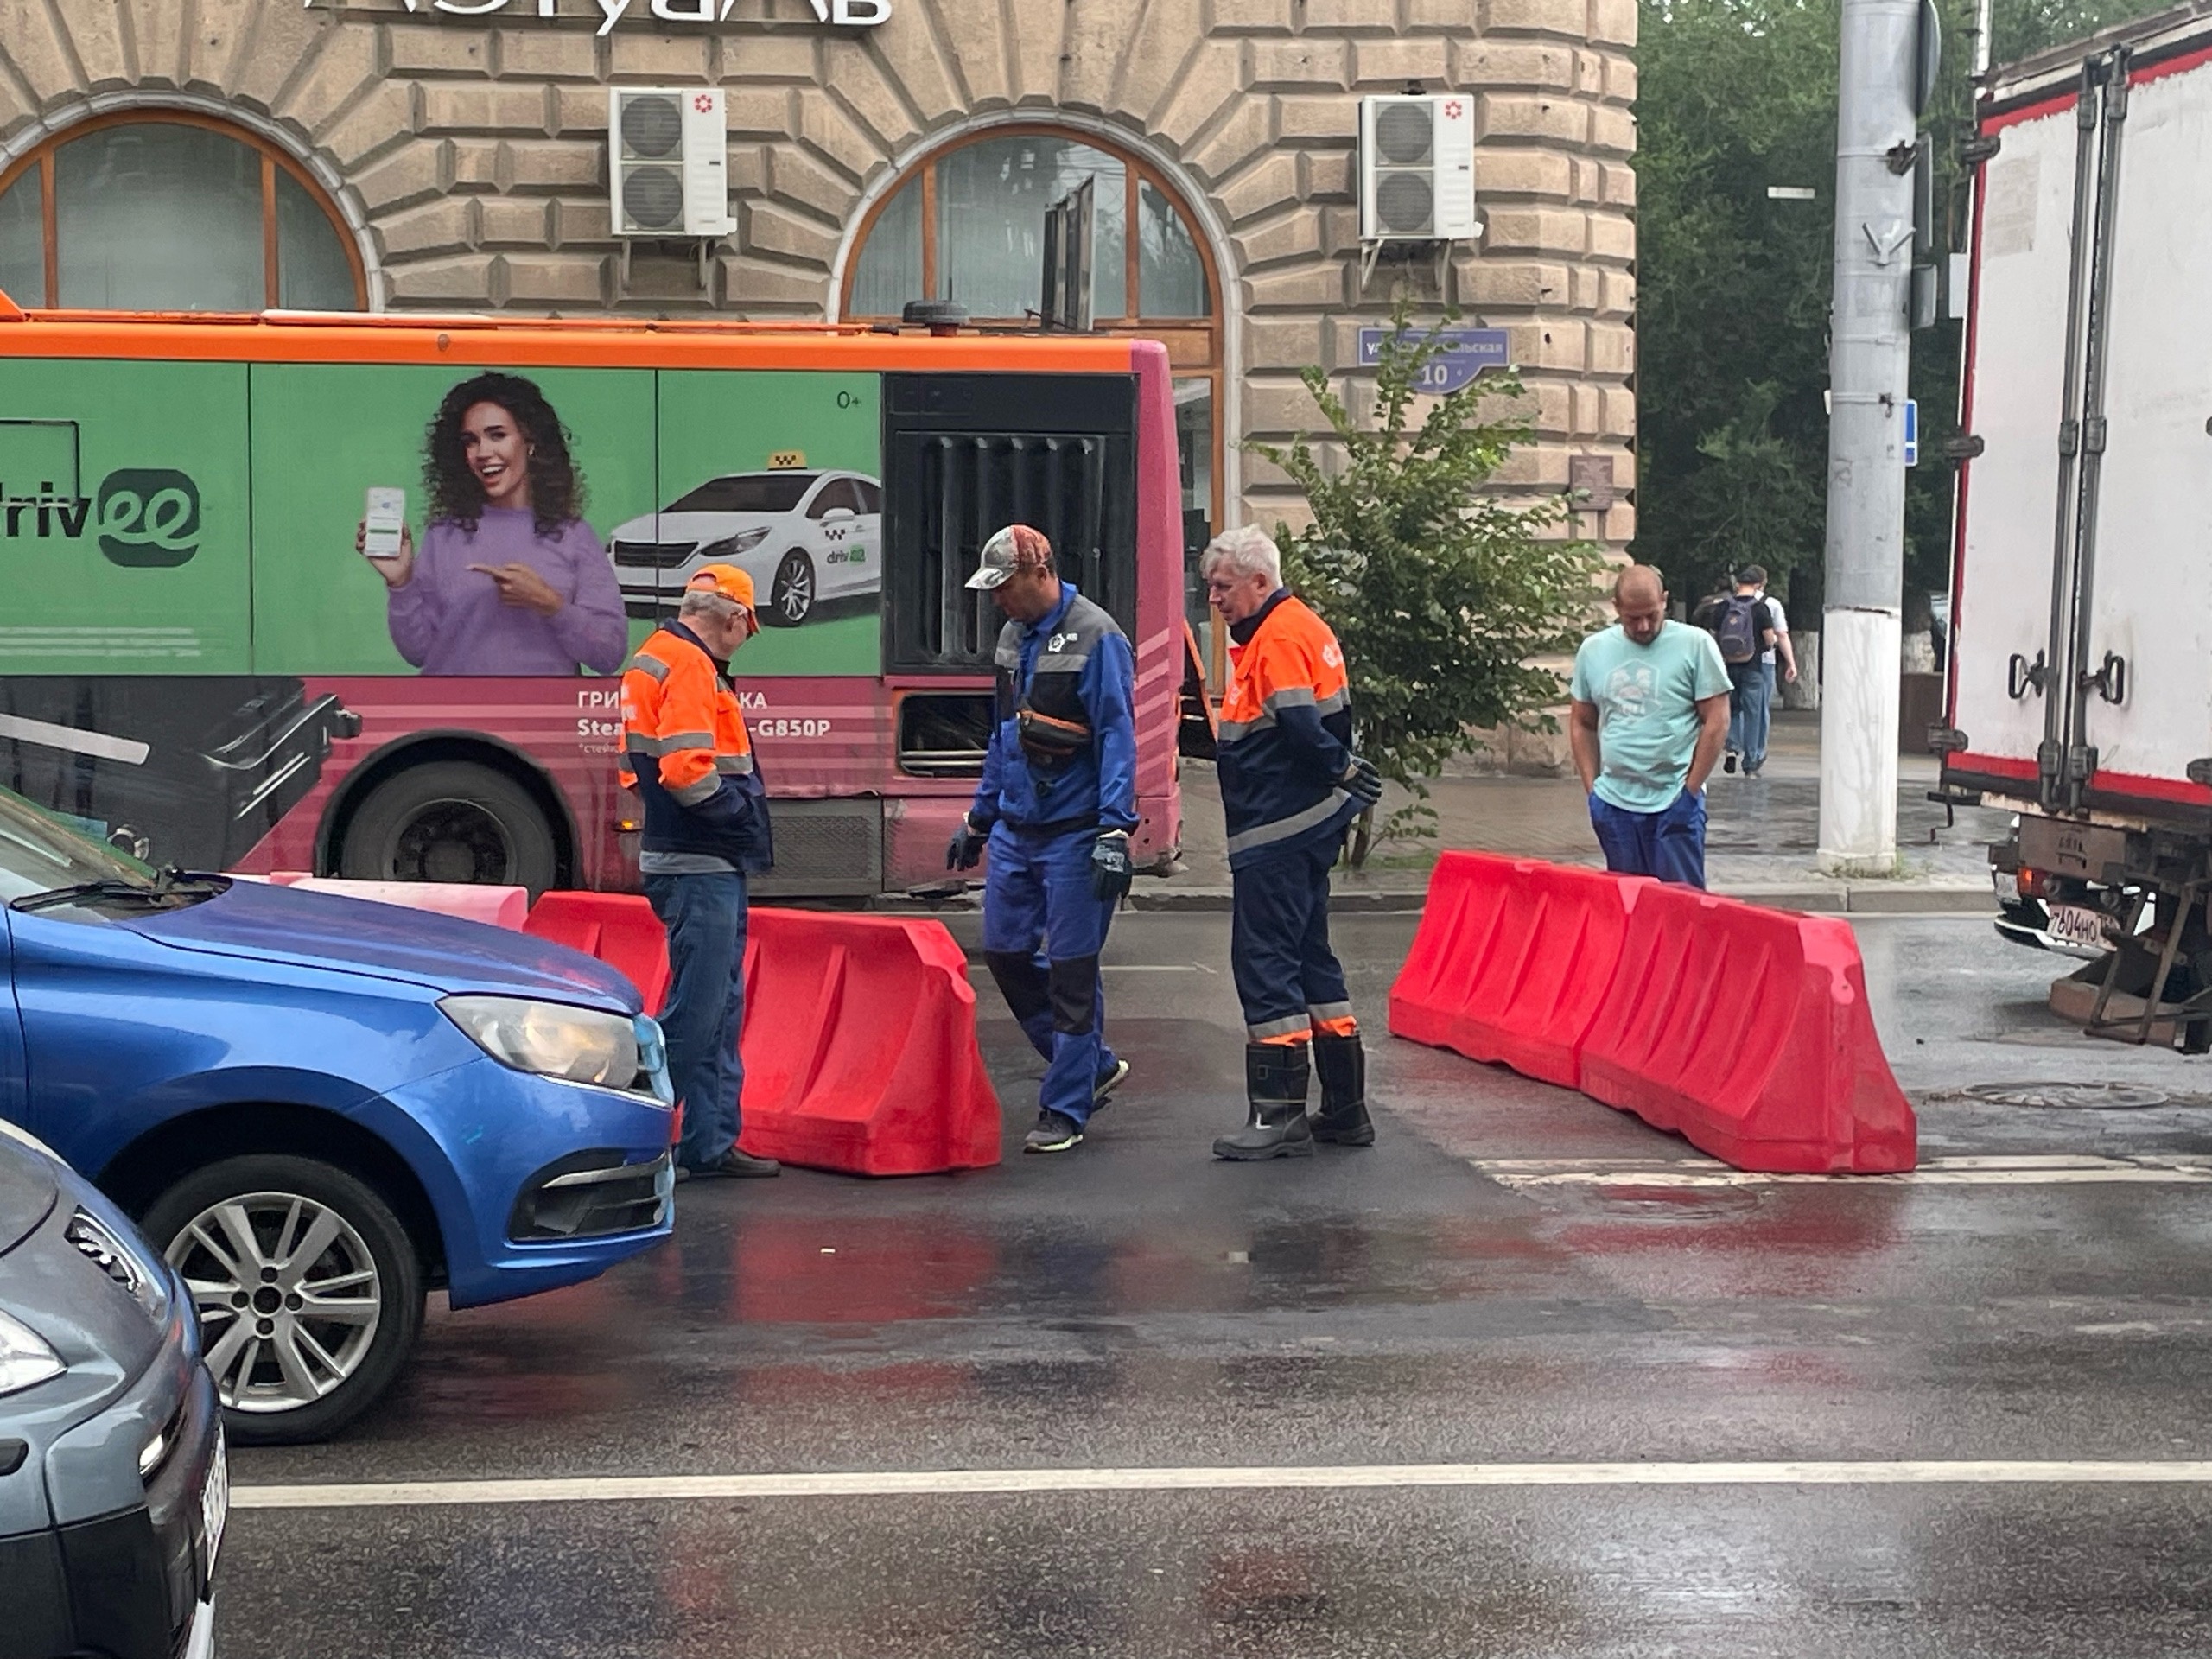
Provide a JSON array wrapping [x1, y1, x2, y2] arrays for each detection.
[[1568, 564, 1732, 887]]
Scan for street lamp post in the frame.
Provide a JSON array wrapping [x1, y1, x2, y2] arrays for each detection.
[[1818, 0, 1923, 875]]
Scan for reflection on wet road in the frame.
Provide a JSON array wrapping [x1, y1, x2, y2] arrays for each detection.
[[220, 913, 2212, 1656]]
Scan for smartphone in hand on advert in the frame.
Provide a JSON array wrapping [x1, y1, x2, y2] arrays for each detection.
[[364, 487, 406, 560]]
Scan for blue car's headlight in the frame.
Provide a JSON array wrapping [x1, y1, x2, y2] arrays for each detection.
[[0, 1307, 65, 1397], [440, 996, 648, 1091], [633, 1014, 674, 1105]]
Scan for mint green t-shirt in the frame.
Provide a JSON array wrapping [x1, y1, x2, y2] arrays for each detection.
[[1569, 620, 1732, 813]]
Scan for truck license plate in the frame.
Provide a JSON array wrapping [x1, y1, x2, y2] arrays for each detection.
[[2047, 903, 2108, 949]]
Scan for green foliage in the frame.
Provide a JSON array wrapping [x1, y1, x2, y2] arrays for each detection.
[[1637, 0, 2171, 626], [1636, 0, 1841, 614], [1248, 300, 1605, 845]]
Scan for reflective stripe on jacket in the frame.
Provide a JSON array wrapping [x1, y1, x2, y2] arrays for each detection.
[[620, 620, 772, 872], [1217, 588, 1357, 870]]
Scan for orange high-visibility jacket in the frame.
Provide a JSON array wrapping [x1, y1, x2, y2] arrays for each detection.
[[1217, 590, 1358, 869], [619, 622, 772, 871]]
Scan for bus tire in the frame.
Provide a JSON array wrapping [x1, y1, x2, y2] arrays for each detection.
[[765, 550, 815, 627], [338, 760, 559, 895]]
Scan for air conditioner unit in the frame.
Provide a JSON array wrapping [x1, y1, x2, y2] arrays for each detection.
[[1358, 94, 1478, 241], [608, 86, 735, 239]]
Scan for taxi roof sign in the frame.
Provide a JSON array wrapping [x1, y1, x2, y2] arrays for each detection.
[[767, 449, 807, 469]]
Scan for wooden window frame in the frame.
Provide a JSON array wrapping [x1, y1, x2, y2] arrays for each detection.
[[841, 124, 1229, 668], [0, 110, 365, 310]]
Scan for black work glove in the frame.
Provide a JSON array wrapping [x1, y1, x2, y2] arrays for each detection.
[[1341, 755, 1384, 808], [1090, 829, 1134, 903], [946, 815, 988, 872]]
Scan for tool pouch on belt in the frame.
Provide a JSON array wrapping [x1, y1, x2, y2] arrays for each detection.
[[1016, 707, 1090, 772]]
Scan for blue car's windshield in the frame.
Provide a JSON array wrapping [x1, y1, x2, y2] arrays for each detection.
[[0, 786, 159, 906]]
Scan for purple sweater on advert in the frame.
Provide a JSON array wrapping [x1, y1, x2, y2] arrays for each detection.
[[385, 508, 629, 677]]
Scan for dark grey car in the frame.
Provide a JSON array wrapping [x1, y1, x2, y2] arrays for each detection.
[[0, 1117, 225, 1658]]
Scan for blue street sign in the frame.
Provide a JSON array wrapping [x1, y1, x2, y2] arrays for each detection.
[[1356, 327, 1510, 395], [1904, 397, 1919, 467]]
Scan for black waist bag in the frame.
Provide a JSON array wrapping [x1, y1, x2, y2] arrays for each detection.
[[1016, 707, 1090, 772]]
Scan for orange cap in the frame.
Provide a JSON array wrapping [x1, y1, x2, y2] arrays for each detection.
[[687, 563, 756, 609]]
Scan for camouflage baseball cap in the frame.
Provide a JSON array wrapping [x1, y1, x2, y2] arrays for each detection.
[[965, 524, 1053, 591]]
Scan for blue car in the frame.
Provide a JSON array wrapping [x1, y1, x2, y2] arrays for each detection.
[[0, 785, 674, 1444]]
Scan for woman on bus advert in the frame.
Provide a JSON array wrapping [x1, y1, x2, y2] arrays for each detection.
[[353, 371, 627, 677]]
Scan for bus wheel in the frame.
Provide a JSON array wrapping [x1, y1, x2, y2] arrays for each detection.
[[766, 550, 814, 627], [339, 760, 559, 895]]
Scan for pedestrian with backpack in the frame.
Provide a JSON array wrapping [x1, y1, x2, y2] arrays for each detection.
[[1694, 568, 1783, 776]]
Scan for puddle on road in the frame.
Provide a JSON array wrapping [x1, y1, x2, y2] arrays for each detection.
[[1585, 1184, 1766, 1217]]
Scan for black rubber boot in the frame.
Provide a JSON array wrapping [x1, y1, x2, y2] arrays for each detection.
[[1311, 1032, 1376, 1147], [1212, 1043, 1316, 1160]]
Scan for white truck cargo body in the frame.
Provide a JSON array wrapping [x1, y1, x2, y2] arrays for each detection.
[[1947, 13, 2212, 822], [1945, 10, 2212, 1039]]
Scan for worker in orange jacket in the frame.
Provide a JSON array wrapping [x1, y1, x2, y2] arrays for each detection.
[[1201, 526, 1383, 1160], [620, 564, 779, 1179]]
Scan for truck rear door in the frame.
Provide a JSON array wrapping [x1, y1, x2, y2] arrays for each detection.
[[2071, 49, 2212, 802]]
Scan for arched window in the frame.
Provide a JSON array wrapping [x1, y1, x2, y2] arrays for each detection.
[[844, 127, 1224, 639], [0, 114, 364, 312]]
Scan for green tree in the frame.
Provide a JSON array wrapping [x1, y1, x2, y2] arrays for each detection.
[[1635, 0, 1844, 616], [1249, 302, 1605, 856]]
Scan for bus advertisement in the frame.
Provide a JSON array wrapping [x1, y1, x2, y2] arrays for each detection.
[[0, 298, 1185, 897]]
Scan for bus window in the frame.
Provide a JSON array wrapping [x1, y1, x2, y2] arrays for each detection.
[[896, 692, 993, 778]]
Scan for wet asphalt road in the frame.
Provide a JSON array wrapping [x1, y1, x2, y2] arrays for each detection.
[[219, 910, 2212, 1657]]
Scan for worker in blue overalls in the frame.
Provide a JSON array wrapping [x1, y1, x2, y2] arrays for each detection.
[[947, 524, 1139, 1154]]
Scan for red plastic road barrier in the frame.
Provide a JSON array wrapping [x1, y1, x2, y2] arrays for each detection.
[[1387, 851, 1649, 1088], [1576, 883, 1916, 1173], [280, 877, 530, 931], [524, 893, 1001, 1176], [523, 890, 673, 1007]]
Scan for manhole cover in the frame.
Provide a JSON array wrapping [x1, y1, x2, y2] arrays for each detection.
[[1955, 1081, 2173, 1110]]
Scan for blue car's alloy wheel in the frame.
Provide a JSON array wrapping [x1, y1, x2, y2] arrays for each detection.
[[145, 1155, 425, 1446]]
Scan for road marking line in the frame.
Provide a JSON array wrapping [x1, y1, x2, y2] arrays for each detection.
[[230, 1460, 2212, 1510], [1470, 1154, 2212, 1189]]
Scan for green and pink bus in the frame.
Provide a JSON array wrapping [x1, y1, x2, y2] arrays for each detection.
[[0, 295, 1188, 895]]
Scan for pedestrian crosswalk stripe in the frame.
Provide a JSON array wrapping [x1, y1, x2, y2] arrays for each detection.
[[231, 1460, 2212, 1510], [1469, 1154, 2212, 1189]]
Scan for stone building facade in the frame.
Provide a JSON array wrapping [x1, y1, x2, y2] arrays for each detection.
[[0, 0, 1635, 645]]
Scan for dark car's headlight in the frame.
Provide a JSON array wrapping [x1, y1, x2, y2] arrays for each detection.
[[440, 996, 644, 1090], [0, 1308, 65, 1396], [66, 1206, 167, 1319]]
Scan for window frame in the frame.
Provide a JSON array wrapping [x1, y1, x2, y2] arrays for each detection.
[[842, 124, 1227, 683], [842, 124, 1222, 332], [0, 111, 366, 311]]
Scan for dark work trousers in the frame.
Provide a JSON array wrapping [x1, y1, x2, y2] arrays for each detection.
[[1230, 834, 1354, 1044], [1587, 789, 1708, 888], [644, 870, 748, 1168], [981, 823, 1119, 1125]]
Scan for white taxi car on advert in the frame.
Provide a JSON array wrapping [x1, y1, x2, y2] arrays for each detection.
[[609, 467, 883, 629]]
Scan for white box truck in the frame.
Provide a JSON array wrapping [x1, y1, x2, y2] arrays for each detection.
[[1942, 6, 2212, 1042]]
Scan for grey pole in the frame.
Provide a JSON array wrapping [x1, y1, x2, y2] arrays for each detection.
[[1817, 0, 1921, 875]]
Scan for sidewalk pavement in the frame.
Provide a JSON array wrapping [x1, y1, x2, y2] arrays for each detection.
[[1135, 710, 2010, 915]]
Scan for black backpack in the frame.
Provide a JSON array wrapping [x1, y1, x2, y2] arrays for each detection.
[[1713, 594, 1763, 665]]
